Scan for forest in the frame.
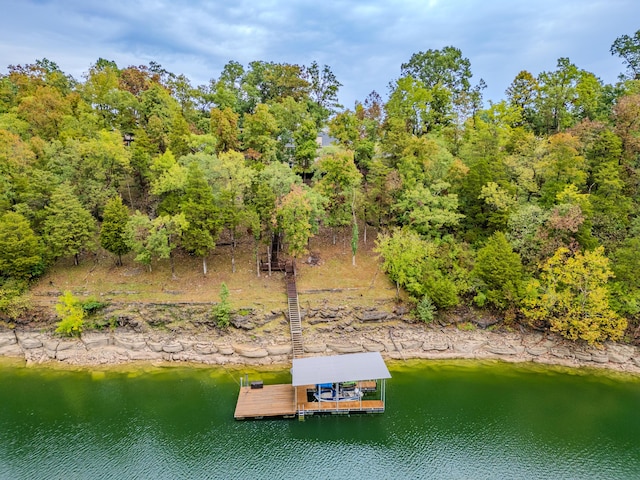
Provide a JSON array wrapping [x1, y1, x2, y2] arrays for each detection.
[[1, 31, 640, 346]]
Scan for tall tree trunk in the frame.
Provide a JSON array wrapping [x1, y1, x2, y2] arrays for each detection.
[[255, 240, 260, 278], [170, 251, 176, 279], [231, 229, 236, 273], [74, 253, 79, 266]]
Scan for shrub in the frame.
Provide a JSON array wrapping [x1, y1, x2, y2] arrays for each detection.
[[0, 279, 32, 320], [211, 283, 231, 328], [81, 297, 108, 314], [416, 295, 436, 323], [55, 291, 85, 336]]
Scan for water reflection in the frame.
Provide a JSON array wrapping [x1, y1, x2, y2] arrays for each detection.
[[1, 360, 638, 479]]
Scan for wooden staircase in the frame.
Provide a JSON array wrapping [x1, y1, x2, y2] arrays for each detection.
[[285, 261, 304, 358]]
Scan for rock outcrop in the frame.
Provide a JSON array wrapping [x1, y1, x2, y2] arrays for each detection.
[[1, 303, 638, 375]]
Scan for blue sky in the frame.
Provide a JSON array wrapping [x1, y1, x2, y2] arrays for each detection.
[[1, 0, 638, 108]]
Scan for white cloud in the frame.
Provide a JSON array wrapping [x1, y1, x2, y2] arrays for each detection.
[[1, 0, 639, 106]]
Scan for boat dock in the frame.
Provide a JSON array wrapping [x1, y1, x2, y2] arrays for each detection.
[[234, 352, 391, 420], [234, 381, 384, 420]]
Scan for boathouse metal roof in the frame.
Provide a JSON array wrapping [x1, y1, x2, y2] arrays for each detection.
[[291, 352, 391, 386]]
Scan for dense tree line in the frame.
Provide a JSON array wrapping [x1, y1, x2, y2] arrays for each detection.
[[2, 31, 640, 345]]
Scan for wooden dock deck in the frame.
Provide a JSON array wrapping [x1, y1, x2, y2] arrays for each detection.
[[234, 384, 297, 419], [234, 382, 385, 420]]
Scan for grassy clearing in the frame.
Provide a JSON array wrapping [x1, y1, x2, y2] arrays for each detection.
[[29, 227, 399, 313]]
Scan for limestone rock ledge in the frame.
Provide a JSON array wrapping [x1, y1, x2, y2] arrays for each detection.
[[0, 325, 638, 375]]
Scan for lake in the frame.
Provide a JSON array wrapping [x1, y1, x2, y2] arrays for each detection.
[[1, 359, 638, 479]]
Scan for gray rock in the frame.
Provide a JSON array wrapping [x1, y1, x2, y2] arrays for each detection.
[[400, 340, 423, 350], [114, 335, 147, 351], [326, 343, 364, 354], [16, 334, 43, 350], [308, 317, 334, 325], [550, 347, 572, 359], [56, 341, 78, 351], [231, 315, 255, 330], [304, 344, 326, 353], [472, 316, 500, 329], [526, 346, 548, 356], [0, 332, 17, 348], [266, 344, 292, 356], [56, 348, 81, 361], [216, 345, 234, 355], [193, 343, 217, 355], [356, 311, 388, 322], [234, 345, 269, 358], [422, 341, 449, 351], [574, 351, 592, 362], [128, 351, 163, 361], [363, 343, 386, 352], [147, 341, 164, 352], [0, 343, 23, 357], [452, 341, 486, 354], [591, 353, 609, 363], [82, 333, 111, 349], [162, 343, 184, 353], [485, 344, 518, 355], [607, 345, 634, 364]]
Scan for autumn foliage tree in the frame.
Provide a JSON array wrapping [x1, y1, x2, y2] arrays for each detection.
[[522, 246, 626, 345]]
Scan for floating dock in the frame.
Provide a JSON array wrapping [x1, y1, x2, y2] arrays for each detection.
[[234, 382, 384, 420], [234, 352, 391, 420]]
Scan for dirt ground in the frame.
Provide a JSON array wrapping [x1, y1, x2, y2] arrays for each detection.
[[29, 226, 400, 315]]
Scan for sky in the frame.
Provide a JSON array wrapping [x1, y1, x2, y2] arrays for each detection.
[[1, 0, 639, 109]]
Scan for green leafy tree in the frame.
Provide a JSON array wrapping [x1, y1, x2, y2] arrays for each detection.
[[610, 29, 640, 79], [210, 107, 240, 153], [305, 61, 342, 125], [375, 228, 430, 299], [124, 211, 187, 273], [43, 184, 96, 265], [149, 149, 187, 215], [242, 103, 279, 164], [125, 212, 154, 270], [0, 211, 42, 280], [55, 290, 85, 336], [100, 195, 131, 266], [314, 148, 362, 244], [181, 163, 220, 275], [376, 229, 470, 308], [393, 181, 463, 237], [473, 232, 524, 309], [212, 150, 255, 272], [400, 46, 482, 126], [534, 58, 580, 134], [505, 70, 539, 128], [152, 213, 188, 277], [522, 246, 626, 345], [538, 132, 587, 205], [276, 184, 324, 259], [609, 236, 640, 316]]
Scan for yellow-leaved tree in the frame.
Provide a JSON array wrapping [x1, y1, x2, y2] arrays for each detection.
[[521, 246, 626, 345], [55, 291, 85, 337]]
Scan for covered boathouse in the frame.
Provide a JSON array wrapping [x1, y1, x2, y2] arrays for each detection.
[[233, 351, 391, 420]]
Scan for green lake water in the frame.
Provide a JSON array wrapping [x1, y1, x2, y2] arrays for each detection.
[[1, 359, 639, 479]]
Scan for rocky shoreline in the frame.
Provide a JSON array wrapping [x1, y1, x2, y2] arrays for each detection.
[[1, 303, 639, 374]]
